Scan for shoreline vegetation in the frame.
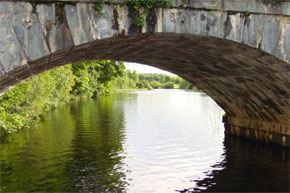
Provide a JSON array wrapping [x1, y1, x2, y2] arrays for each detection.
[[0, 60, 198, 138]]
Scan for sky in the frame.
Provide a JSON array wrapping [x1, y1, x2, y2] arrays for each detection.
[[124, 62, 177, 76]]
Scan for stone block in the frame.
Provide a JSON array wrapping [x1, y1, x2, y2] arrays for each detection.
[[225, 13, 245, 43], [8, 65, 33, 81], [260, 16, 282, 58], [0, 5, 28, 73], [37, 3, 74, 53], [28, 56, 50, 75], [0, 74, 19, 89]]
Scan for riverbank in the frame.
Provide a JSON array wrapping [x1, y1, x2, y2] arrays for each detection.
[[0, 60, 198, 137], [0, 60, 124, 137]]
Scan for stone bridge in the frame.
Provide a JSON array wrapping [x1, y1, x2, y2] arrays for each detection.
[[0, 0, 289, 146]]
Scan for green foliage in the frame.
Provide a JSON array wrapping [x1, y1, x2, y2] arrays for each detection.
[[179, 79, 199, 90], [0, 65, 77, 136], [163, 82, 174, 89], [135, 82, 144, 89], [125, 0, 172, 27], [112, 70, 198, 91], [90, 0, 172, 27], [71, 60, 125, 97], [111, 70, 138, 89], [142, 80, 153, 90], [126, 0, 171, 9], [0, 60, 124, 137], [244, 10, 251, 17], [0, 70, 55, 135], [93, 0, 105, 16], [135, 11, 148, 27], [150, 80, 162, 89], [45, 65, 75, 110]]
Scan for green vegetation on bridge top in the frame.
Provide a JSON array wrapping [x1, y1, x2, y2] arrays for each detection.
[[27, 0, 172, 27], [124, 0, 171, 26], [0, 60, 197, 138]]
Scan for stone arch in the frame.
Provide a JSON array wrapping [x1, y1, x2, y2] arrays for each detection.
[[0, 0, 289, 146]]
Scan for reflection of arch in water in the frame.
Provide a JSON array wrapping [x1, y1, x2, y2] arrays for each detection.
[[0, 1, 289, 146], [178, 135, 290, 192]]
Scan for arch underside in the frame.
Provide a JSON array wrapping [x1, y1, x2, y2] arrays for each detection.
[[1, 33, 289, 137]]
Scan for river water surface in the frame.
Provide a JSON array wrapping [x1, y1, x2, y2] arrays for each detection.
[[0, 90, 289, 192]]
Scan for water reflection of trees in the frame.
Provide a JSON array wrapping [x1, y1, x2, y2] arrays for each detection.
[[0, 105, 77, 192], [179, 135, 289, 192], [64, 94, 129, 192]]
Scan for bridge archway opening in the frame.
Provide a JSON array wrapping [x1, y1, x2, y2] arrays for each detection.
[[1, 33, 289, 146]]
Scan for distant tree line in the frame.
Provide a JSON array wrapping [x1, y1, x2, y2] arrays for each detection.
[[111, 70, 198, 90], [0, 60, 198, 137]]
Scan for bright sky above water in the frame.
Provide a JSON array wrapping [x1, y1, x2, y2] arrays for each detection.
[[125, 62, 177, 77]]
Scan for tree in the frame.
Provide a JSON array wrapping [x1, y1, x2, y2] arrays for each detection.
[[163, 82, 175, 89], [136, 82, 144, 89]]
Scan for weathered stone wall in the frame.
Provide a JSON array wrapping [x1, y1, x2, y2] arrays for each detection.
[[0, 0, 289, 146], [223, 116, 289, 146]]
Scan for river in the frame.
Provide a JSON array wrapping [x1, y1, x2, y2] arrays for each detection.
[[0, 89, 289, 192]]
